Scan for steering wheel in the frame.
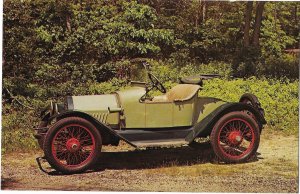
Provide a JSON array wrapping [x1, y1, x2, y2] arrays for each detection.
[[148, 73, 166, 93]]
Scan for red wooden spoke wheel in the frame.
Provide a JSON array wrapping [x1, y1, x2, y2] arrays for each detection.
[[52, 124, 95, 167], [211, 111, 260, 163], [44, 117, 102, 174], [218, 118, 254, 159]]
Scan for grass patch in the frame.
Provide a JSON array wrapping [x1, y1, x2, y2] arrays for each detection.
[[145, 159, 298, 179]]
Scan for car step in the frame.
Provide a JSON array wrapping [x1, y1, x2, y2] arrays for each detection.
[[132, 139, 189, 148]]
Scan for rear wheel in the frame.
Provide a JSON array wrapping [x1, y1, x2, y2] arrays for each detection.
[[43, 117, 102, 174], [210, 111, 260, 163]]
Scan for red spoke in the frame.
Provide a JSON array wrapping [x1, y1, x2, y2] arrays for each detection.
[[74, 128, 82, 139], [68, 126, 75, 138], [80, 150, 89, 160], [71, 153, 78, 165], [79, 135, 93, 141], [73, 153, 80, 165], [76, 129, 85, 139], [79, 133, 91, 141], [80, 139, 93, 145], [77, 151, 85, 161], [238, 121, 242, 131]]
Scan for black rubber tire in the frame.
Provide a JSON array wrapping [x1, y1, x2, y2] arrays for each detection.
[[43, 117, 102, 174], [210, 111, 260, 163]]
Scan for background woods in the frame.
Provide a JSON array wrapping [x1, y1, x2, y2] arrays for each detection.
[[2, 0, 299, 152]]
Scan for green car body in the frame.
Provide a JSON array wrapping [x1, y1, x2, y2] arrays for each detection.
[[70, 86, 224, 128], [37, 81, 265, 147], [35, 62, 266, 173]]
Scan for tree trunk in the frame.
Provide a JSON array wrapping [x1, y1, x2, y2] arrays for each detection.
[[66, 15, 71, 32], [243, 1, 253, 47], [155, 0, 161, 15], [202, 1, 206, 23], [195, 0, 201, 28], [274, 4, 277, 32], [252, 2, 266, 47], [295, 4, 298, 24]]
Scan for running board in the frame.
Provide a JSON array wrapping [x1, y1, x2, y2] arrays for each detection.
[[131, 139, 188, 148]]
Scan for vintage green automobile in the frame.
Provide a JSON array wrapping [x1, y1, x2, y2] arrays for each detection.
[[35, 61, 266, 174]]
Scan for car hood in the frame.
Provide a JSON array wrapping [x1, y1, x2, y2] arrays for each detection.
[[66, 94, 120, 112]]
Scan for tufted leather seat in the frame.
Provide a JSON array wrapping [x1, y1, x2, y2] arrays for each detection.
[[151, 84, 200, 103]]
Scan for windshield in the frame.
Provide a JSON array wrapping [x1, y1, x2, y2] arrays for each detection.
[[129, 62, 149, 82]]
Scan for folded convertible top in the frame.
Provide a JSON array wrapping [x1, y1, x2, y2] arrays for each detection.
[[179, 74, 220, 86]]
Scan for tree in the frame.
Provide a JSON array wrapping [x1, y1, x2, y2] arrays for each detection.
[[243, 1, 253, 47], [252, 2, 266, 46]]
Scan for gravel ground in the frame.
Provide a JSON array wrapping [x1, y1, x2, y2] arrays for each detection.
[[1, 128, 298, 192]]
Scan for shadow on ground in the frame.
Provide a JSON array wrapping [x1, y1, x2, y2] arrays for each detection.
[[94, 142, 261, 170], [39, 142, 260, 175], [1, 178, 19, 190], [94, 142, 215, 171]]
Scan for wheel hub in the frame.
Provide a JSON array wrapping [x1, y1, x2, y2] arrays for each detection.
[[228, 131, 243, 145], [66, 138, 81, 152]]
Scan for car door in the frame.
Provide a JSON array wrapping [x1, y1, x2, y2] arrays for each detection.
[[173, 100, 194, 127], [145, 102, 173, 128], [144, 101, 194, 128]]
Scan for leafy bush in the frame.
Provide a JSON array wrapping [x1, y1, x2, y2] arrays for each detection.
[[232, 47, 299, 80], [2, 105, 40, 153], [179, 61, 232, 78], [259, 54, 299, 79], [201, 77, 298, 134]]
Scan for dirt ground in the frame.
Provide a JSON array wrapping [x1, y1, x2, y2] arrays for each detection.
[[1, 128, 298, 192]]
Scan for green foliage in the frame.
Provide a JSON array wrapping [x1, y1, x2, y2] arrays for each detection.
[[2, 105, 40, 153], [260, 3, 297, 56], [3, 0, 174, 101], [231, 2, 299, 79], [260, 54, 299, 79], [179, 61, 232, 78], [232, 46, 262, 77], [201, 77, 298, 134]]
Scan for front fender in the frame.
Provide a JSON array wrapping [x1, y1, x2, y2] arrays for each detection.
[[185, 103, 266, 143], [38, 109, 135, 147], [56, 111, 136, 147]]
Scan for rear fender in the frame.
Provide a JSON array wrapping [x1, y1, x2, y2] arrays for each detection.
[[48, 111, 136, 147], [185, 103, 266, 143]]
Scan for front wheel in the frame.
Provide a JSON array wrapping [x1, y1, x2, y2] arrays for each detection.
[[210, 111, 260, 163], [43, 117, 102, 174]]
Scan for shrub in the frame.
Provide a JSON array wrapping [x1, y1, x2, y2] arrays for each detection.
[[179, 61, 232, 78], [201, 77, 298, 134], [259, 53, 299, 79], [2, 105, 40, 153]]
